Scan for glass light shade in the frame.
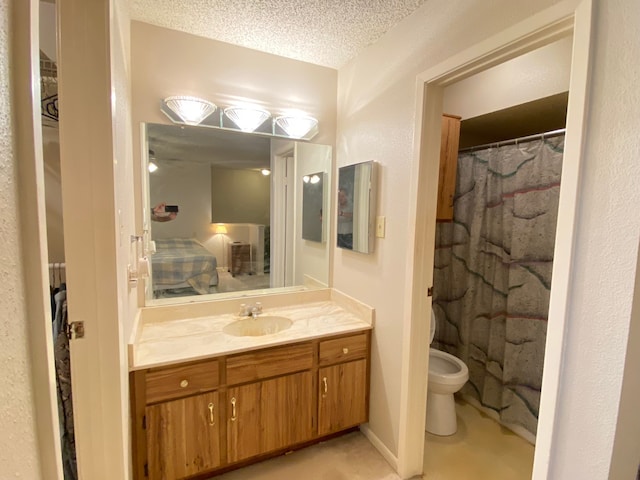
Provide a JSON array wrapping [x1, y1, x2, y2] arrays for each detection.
[[303, 175, 310, 183], [148, 162, 158, 173], [275, 115, 318, 138], [310, 174, 321, 184], [164, 96, 217, 125], [261, 168, 271, 176], [224, 106, 271, 132], [215, 225, 228, 234]]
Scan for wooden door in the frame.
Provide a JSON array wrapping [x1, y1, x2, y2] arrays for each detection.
[[227, 371, 313, 463], [146, 391, 221, 480], [318, 359, 368, 436]]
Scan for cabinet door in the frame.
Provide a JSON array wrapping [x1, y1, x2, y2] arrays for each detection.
[[436, 114, 461, 221], [146, 391, 221, 480], [227, 371, 313, 463], [318, 359, 368, 436]]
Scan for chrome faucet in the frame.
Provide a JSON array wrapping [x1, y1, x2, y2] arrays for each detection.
[[238, 302, 263, 318]]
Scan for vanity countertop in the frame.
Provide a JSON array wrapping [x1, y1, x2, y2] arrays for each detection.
[[130, 294, 373, 370]]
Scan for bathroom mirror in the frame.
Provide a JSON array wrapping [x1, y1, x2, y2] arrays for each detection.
[[144, 122, 332, 304], [302, 172, 326, 243], [337, 161, 377, 254]]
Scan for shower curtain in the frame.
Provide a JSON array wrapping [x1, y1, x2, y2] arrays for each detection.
[[432, 134, 564, 438]]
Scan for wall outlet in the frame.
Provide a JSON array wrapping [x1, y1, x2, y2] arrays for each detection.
[[376, 216, 386, 238]]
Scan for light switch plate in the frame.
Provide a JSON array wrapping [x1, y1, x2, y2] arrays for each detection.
[[376, 216, 386, 238]]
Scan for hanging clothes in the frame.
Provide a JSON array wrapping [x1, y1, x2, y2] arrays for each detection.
[[54, 299, 77, 480]]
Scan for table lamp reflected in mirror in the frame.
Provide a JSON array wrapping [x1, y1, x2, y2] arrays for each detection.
[[214, 224, 228, 269]]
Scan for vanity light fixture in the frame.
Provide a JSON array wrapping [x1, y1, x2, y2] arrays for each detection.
[[164, 95, 217, 125], [302, 174, 320, 183], [148, 149, 158, 172], [261, 168, 271, 176], [160, 96, 319, 140], [275, 114, 318, 139], [224, 106, 271, 133]]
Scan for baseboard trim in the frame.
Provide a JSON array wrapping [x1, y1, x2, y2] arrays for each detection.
[[360, 424, 399, 472]]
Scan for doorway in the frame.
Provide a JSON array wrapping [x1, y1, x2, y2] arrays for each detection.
[[397, 1, 593, 478]]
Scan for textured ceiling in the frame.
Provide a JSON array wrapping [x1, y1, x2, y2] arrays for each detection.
[[130, 0, 428, 68]]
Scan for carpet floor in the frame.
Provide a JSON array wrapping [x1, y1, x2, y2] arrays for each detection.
[[207, 399, 534, 480], [208, 432, 402, 480]]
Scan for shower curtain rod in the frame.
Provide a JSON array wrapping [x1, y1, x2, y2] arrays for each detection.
[[458, 127, 566, 153]]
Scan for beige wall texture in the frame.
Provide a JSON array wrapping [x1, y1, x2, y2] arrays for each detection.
[[442, 35, 572, 120], [211, 168, 271, 225], [336, 0, 640, 477], [0, 0, 42, 477]]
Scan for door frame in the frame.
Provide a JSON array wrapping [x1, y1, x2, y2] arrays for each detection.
[[14, 0, 64, 478], [397, 0, 593, 477]]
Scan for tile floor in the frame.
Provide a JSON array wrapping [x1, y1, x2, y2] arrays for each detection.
[[209, 399, 534, 480], [423, 399, 535, 479]]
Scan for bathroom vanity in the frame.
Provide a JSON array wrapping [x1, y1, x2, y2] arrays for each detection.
[[129, 289, 373, 480]]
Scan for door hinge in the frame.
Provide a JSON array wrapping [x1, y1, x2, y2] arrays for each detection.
[[427, 287, 433, 297], [144, 462, 148, 477], [66, 321, 85, 340], [142, 415, 146, 430]]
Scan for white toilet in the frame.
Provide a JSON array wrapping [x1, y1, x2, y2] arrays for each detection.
[[426, 307, 469, 436]]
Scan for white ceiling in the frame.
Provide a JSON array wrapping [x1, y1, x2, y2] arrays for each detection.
[[130, 0, 428, 69]]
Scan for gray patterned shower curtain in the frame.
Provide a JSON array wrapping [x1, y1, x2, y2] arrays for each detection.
[[432, 134, 564, 438]]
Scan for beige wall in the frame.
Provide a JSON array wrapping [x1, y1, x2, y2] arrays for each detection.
[[337, 1, 640, 477], [549, 0, 640, 477], [211, 168, 270, 225], [443, 36, 572, 120], [1, 0, 42, 476], [150, 163, 213, 241]]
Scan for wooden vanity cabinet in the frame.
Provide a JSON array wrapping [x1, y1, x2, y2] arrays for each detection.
[[133, 358, 222, 480], [227, 371, 314, 463], [130, 331, 371, 480], [146, 391, 221, 480], [318, 333, 369, 436], [225, 342, 315, 463], [437, 114, 462, 221]]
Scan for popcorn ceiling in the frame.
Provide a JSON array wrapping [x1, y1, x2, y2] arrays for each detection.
[[130, 0, 428, 68]]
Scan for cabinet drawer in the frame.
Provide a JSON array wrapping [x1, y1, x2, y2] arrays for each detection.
[[227, 343, 313, 385], [146, 360, 219, 404], [319, 333, 368, 366]]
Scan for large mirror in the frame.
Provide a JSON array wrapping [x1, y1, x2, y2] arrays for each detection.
[[337, 161, 377, 254], [143, 122, 332, 304]]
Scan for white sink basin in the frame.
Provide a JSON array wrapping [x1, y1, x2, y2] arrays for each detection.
[[223, 316, 293, 337]]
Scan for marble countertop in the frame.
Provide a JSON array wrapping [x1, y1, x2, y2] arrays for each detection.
[[130, 299, 372, 370]]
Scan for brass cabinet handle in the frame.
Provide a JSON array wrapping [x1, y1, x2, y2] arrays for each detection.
[[208, 402, 215, 426], [342, 347, 349, 354], [322, 377, 328, 396], [230, 397, 237, 422], [180, 379, 189, 388]]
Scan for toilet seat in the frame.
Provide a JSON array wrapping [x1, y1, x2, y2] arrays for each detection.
[[428, 348, 469, 391]]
